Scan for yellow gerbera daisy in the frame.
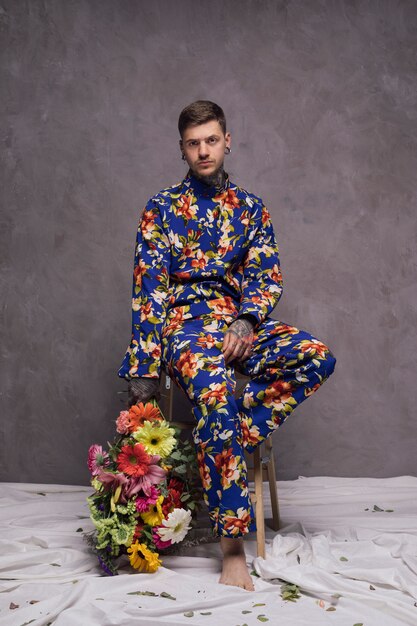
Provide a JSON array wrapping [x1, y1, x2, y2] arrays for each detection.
[[141, 495, 164, 526], [133, 420, 176, 458], [127, 541, 161, 572]]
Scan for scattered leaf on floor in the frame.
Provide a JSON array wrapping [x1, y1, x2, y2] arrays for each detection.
[[353, 623, 364, 626], [76, 528, 83, 532], [386, 509, 394, 512], [37, 492, 46, 496], [9, 602, 19, 609], [250, 570, 260, 577], [50, 563, 61, 567], [373, 505, 384, 512], [160, 592, 176, 600], [127, 590, 157, 596], [253, 603, 266, 607], [257, 616, 269, 622], [200, 612, 212, 615], [326, 607, 336, 611], [184, 611, 194, 617], [29, 600, 39, 604], [340, 556, 349, 561], [281, 582, 301, 602], [370, 584, 375, 590], [242, 610, 252, 614]]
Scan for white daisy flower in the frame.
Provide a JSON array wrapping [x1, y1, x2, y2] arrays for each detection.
[[157, 508, 192, 544]]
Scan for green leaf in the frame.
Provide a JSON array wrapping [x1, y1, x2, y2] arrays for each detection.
[[250, 570, 260, 577], [385, 509, 394, 512], [373, 504, 384, 512], [257, 617, 269, 623], [200, 612, 212, 615], [127, 590, 157, 596], [50, 562, 61, 567], [160, 592, 176, 600], [184, 611, 194, 617], [242, 610, 252, 614], [339, 556, 349, 561], [353, 624, 364, 626], [253, 603, 266, 607], [326, 607, 336, 611]]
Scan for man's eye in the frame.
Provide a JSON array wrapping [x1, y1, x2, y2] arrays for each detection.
[[208, 137, 217, 144]]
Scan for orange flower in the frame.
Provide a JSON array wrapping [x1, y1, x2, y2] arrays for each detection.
[[133, 259, 147, 288], [208, 296, 237, 315], [175, 194, 197, 220], [197, 450, 212, 491], [299, 340, 328, 359], [214, 188, 240, 210], [271, 263, 283, 284], [261, 205, 271, 225], [223, 508, 251, 535], [263, 380, 293, 408], [177, 349, 198, 379], [196, 333, 216, 349], [140, 209, 157, 237], [162, 309, 186, 337], [241, 418, 261, 447], [117, 443, 151, 477], [199, 382, 228, 407], [270, 323, 299, 336], [214, 448, 240, 488], [191, 250, 208, 269], [127, 402, 162, 433]]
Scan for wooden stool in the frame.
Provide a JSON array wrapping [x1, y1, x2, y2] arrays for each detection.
[[158, 370, 280, 558]]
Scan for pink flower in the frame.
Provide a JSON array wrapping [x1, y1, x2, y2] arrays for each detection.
[[95, 467, 128, 489], [136, 485, 160, 513], [152, 528, 173, 550], [88, 445, 109, 476], [116, 410, 130, 434], [132, 454, 166, 492]]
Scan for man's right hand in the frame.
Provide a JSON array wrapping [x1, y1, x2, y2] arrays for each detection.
[[128, 377, 160, 407]]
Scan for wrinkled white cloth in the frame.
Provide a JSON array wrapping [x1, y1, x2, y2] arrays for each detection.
[[1, 477, 417, 625]]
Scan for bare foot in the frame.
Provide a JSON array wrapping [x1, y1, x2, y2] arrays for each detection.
[[219, 536, 255, 591]]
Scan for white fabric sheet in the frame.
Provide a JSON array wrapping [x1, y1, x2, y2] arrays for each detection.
[[1, 476, 417, 625]]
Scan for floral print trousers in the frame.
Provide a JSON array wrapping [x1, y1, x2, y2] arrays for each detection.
[[160, 307, 336, 538]]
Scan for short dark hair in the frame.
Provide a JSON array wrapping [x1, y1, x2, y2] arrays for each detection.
[[178, 100, 226, 137]]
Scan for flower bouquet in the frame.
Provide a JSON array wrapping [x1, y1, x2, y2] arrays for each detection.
[[86, 398, 201, 575]]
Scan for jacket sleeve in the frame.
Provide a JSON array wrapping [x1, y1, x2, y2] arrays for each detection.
[[118, 199, 171, 380], [237, 203, 283, 327]]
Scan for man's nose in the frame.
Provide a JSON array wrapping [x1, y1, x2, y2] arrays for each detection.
[[198, 142, 209, 158]]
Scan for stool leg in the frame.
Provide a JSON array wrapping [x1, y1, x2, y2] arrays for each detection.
[[265, 438, 280, 531], [253, 446, 266, 558]]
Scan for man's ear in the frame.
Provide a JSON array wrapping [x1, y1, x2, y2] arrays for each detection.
[[225, 131, 231, 148]]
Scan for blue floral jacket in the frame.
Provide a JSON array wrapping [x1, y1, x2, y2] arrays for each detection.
[[118, 171, 283, 379]]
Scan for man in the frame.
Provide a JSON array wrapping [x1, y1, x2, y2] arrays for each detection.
[[119, 100, 336, 590]]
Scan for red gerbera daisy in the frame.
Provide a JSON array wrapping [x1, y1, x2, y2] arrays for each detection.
[[117, 443, 151, 477]]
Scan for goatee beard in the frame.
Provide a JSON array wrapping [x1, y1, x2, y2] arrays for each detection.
[[190, 164, 226, 190]]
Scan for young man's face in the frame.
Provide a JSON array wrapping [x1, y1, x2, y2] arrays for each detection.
[[180, 120, 231, 179]]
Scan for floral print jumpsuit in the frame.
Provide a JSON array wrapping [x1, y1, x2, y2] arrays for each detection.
[[119, 171, 336, 537]]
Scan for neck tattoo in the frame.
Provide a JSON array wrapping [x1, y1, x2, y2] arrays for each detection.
[[192, 166, 226, 190]]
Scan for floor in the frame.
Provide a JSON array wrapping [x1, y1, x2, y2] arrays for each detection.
[[1, 476, 417, 625]]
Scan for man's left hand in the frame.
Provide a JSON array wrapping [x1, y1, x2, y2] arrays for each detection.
[[222, 318, 254, 364]]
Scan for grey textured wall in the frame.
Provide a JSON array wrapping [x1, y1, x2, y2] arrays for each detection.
[[1, 0, 416, 485]]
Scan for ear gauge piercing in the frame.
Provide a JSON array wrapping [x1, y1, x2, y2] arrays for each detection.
[[225, 146, 231, 154]]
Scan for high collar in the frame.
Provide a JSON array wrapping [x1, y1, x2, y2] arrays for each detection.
[[184, 169, 230, 199]]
